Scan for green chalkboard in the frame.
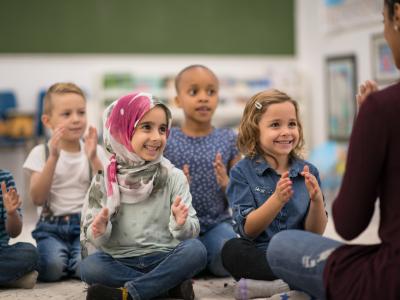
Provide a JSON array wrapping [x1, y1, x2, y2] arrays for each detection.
[[0, 0, 294, 55]]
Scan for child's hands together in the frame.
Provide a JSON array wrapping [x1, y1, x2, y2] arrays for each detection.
[[1, 181, 21, 215], [49, 126, 65, 158], [213, 152, 229, 190], [172, 196, 188, 226], [274, 171, 293, 204], [92, 207, 109, 239], [84, 126, 98, 161], [301, 165, 323, 203]]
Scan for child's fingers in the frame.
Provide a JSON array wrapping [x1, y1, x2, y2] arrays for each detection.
[[180, 205, 189, 215], [280, 171, 289, 179], [1, 181, 7, 195], [277, 177, 292, 189], [100, 208, 109, 220], [9, 189, 18, 202], [183, 164, 190, 176], [215, 152, 222, 163], [173, 196, 182, 208]]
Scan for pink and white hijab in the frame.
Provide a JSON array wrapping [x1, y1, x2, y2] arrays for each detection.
[[102, 91, 173, 216]]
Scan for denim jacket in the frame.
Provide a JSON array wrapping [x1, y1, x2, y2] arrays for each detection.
[[226, 155, 324, 250]]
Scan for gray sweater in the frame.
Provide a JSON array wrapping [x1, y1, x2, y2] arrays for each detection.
[[85, 167, 200, 258]]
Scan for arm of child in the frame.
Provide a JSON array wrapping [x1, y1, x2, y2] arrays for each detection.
[[213, 153, 241, 193], [84, 126, 104, 173], [1, 181, 22, 238], [228, 167, 292, 239], [169, 170, 200, 240], [81, 174, 112, 248], [302, 165, 328, 234], [29, 127, 64, 206], [87, 207, 112, 247], [213, 152, 229, 192], [244, 171, 293, 238], [214, 129, 242, 192]]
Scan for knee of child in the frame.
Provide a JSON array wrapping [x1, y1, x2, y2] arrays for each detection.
[[220, 238, 239, 259], [183, 239, 207, 267], [193, 239, 208, 257], [38, 256, 67, 282], [267, 231, 294, 266], [79, 256, 104, 283], [20, 243, 39, 266]]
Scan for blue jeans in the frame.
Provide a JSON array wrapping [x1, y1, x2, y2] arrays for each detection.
[[267, 230, 342, 300], [32, 213, 81, 282], [199, 221, 237, 277], [0, 242, 38, 284], [80, 239, 207, 300]]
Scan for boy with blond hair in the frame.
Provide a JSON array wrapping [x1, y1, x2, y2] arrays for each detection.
[[23, 82, 106, 282]]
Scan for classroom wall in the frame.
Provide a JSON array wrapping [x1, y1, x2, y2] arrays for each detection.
[[296, 0, 382, 146]]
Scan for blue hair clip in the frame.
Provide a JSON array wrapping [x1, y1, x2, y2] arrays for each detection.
[[255, 102, 262, 110]]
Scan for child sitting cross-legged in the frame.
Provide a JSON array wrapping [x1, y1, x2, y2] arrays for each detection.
[[80, 92, 207, 300]]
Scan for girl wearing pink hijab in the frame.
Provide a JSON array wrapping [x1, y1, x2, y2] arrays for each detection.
[[80, 92, 206, 300]]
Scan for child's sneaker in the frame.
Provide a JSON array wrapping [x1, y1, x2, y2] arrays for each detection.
[[168, 279, 195, 300], [86, 283, 132, 300], [3, 270, 38, 289]]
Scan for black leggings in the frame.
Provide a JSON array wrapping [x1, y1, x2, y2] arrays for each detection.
[[221, 238, 277, 281]]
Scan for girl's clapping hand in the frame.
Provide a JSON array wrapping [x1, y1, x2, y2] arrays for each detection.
[[92, 207, 109, 239], [301, 165, 323, 203], [172, 196, 188, 226], [274, 171, 293, 204]]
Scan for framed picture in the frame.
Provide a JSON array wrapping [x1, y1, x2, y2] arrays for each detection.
[[326, 55, 357, 141], [371, 33, 400, 84]]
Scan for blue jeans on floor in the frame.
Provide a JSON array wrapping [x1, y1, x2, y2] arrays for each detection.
[[199, 221, 237, 277], [0, 242, 38, 284], [32, 213, 81, 282], [80, 238, 207, 300], [266, 230, 342, 300]]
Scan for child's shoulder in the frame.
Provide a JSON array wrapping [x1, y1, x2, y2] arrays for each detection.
[[28, 143, 46, 155], [169, 166, 186, 179], [166, 166, 189, 188]]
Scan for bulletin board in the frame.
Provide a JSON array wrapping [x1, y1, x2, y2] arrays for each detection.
[[0, 0, 294, 55]]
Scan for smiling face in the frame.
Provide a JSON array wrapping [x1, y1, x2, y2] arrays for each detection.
[[258, 101, 299, 163], [42, 92, 87, 142], [175, 66, 219, 126], [130, 106, 168, 161]]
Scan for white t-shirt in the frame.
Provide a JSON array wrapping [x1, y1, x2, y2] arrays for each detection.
[[23, 141, 107, 216]]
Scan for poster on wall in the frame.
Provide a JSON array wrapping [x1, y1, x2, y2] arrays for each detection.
[[371, 33, 400, 85], [326, 55, 357, 141], [322, 0, 382, 33]]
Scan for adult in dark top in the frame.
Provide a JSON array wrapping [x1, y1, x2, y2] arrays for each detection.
[[265, 0, 400, 299]]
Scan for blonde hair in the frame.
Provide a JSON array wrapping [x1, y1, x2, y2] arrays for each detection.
[[43, 82, 85, 115], [237, 89, 304, 160]]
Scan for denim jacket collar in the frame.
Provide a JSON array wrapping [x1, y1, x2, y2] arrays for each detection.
[[251, 155, 304, 178]]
